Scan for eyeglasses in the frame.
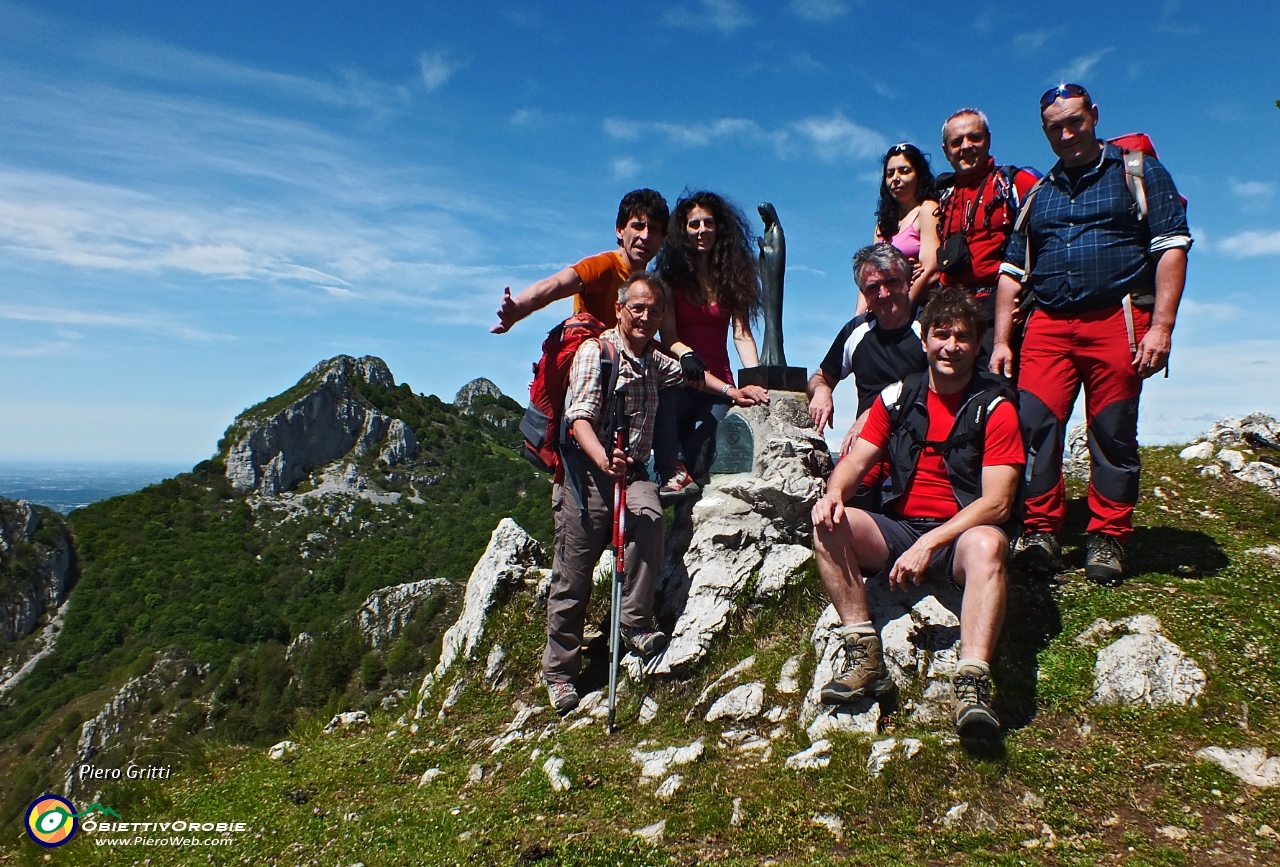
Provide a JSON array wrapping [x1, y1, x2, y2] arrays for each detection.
[[1040, 83, 1091, 110], [623, 302, 663, 318]]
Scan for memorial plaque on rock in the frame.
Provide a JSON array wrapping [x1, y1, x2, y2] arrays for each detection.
[[709, 414, 754, 475]]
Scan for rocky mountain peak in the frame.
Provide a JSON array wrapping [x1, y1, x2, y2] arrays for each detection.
[[455, 377, 503, 408], [309, 355, 395, 389]]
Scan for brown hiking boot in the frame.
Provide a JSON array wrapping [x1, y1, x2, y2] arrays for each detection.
[[820, 626, 895, 704], [952, 663, 1000, 739]]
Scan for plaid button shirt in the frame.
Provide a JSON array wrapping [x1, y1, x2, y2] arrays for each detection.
[[564, 328, 684, 463], [1002, 143, 1191, 312]]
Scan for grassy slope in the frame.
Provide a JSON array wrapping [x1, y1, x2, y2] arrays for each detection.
[[6, 449, 1280, 865]]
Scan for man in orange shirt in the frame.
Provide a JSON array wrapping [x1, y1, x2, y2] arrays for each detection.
[[490, 189, 669, 333]]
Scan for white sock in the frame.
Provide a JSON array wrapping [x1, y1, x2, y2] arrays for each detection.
[[956, 658, 990, 676]]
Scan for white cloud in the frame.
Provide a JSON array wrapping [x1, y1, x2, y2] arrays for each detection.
[[612, 157, 640, 180], [1220, 230, 1280, 257], [1012, 29, 1057, 52], [664, 0, 753, 33], [792, 113, 888, 162], [1054, 50, 1112, 83], [1230, 179, 1274, 199], [418, 51, 461, 90], [603, 116, 772, 149], [0, 303, 221, 341], [786, 0, 847, 22], [1178, 298, 1239, 321]]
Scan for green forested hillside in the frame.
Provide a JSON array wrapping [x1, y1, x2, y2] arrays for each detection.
[[0, 373, 551, 829]]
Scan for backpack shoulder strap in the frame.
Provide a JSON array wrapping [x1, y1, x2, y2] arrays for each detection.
[[1122, 149, 1148, 220], [1013, 174, 1050, 280]]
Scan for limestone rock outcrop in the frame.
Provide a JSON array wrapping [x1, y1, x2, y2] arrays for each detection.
[[355, 578, 454, 650], [0, 499, 74, 647], [416, 519, 545, 714], [455, 378, 503, 408], [1178, 413, 1280, 497], [1077, 616, 1206, 707], [379, 419, 420, 466], [224, 355, 406, 497], [65, 652, 210, 798], [648, 394, 831, 674]]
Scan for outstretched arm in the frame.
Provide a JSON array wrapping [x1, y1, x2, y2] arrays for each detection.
[[492, 267, 585, 334]]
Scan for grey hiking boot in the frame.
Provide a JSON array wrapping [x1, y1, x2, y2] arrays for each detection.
[[621, 628, 668, 658], [545, 680, 579, 715], [820, 627, 895, 704], [1015, 531, 1062, 577], [1085, 533, 1125, 586], [952, 663, 1000, 739]]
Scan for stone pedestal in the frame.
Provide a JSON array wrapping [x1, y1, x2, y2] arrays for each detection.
[[738, 365, 807, 392]]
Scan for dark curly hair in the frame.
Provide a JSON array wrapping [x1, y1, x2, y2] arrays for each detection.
[[655, 191, 761, 325], [875, 143, 938, 245], [616, 189, 669, 233], [920, 286, 986, 342]]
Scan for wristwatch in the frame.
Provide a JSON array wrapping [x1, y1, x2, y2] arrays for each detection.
[[721, 384, 731, 396]]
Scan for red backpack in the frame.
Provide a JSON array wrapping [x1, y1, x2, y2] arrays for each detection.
[[519, 312, 619, 481], [1106, 132, 1188, 213]]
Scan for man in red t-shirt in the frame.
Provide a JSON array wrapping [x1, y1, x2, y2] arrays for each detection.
[[811, 288, 1024, 739], [490, 189, 668, 333]]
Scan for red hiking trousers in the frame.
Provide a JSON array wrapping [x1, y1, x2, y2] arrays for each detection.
[[1016, 303, 1150, 542]]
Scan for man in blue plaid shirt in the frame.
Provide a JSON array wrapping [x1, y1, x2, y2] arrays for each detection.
[[990, 84, 1191, 585]]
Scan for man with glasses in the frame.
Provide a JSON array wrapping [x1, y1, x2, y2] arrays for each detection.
[[808, 244, 928, 461], [936, 109, 1039, 361], [990, 84, 1191, 585], [543, 272, 763, 713]]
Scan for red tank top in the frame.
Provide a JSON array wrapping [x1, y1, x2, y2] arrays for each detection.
[[674, 289, 734, 385]]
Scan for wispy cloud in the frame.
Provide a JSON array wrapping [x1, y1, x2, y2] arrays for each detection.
[[664, 0, 753, 33], [786, 0, 847, 22], [1220, 230, 1280, 257], [603, 112, 887, 163], [418, 50, 463, 91], [612, 157, 640, 180], [1230, 179, 1274, 199], [1054, 50, 1112, 83], [792, 112, 888, 162], [1012, 29, 1058, 52], [0, 303, 222, 341]]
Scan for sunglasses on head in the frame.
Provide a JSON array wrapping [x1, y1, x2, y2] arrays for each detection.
[[1040, 83, 1091, 110], [886, 142, 914, 155]]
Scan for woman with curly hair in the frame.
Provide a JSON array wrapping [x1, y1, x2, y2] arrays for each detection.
[[652, 191, 769, 500], [861, 142, 940, 312]]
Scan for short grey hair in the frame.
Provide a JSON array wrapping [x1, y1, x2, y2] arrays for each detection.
[[851, 243, 911, 292], [619, 270, 671, 311], [941, 108, 991, 143]]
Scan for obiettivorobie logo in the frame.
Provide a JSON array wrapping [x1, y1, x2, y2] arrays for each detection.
[[26, 796, 248, 849], [24, 795, 117, 847]]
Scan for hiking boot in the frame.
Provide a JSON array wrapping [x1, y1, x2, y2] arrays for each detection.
[[1085, 533, 1125, 586], [819, 627, 895, 704], [1015, 531, 1062, 576], [658, 462, 700, 504], [545, 680, 580, 715], [952, 664, 1001, 739], [621, 628, 668, 658]]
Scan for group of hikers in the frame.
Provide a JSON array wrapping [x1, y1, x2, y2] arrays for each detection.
[[491, 83, 1192, 739]]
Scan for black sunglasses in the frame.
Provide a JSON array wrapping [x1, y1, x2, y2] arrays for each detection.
[[1040, 83, 1091, 110]]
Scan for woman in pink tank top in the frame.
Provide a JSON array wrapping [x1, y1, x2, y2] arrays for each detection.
[[653, 191, 769, 499], [864, 143, 940, 311]]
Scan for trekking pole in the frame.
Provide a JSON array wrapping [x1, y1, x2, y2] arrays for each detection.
[[606, 395, 628, 734]]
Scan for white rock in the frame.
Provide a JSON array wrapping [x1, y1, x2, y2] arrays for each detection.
[[810, 813, 844, 841], [418, 768, 443, 787], [764, 705, 789, 723], [1199, 465, 1222, 479], [417, 519, 544, 713], [355, 578, 451, 650], [730, 797, 744, 828], [866, 737, 923, 778], [638, 695, 659, 725], [1196, 746, 1280, 787], [654, 774, 683, 800], [438, 680, 465, 719], [942, 802, 969, 828], [379, 418, 419, 466], [1217, 449, 1246, 472], [806, 701, 881, 740], [268, 740, 297, 760], [484, 644, 507, 684], [632, 738, 705, 781], [323, 711, 370, 733], [777, 655, 803, 694], [1091, 633, 1206, 706], [1245, 545, 1280, 562], [1063, 423, 1089, 481], [542, 756, 571, 792], [706, 682, 766, 722], [686, 657, 756, 722], [633, 820, 666, 845], [1205, 413, 1280, 449], [785, 739, 832, 770], [753, 544, 812, 598], [1237, 462, 1280, 491], [1179, 442, 1214, 461], [466, 763, 483, 785]]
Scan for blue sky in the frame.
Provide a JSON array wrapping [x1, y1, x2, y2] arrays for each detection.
[[1, 0, 1277, 462]]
